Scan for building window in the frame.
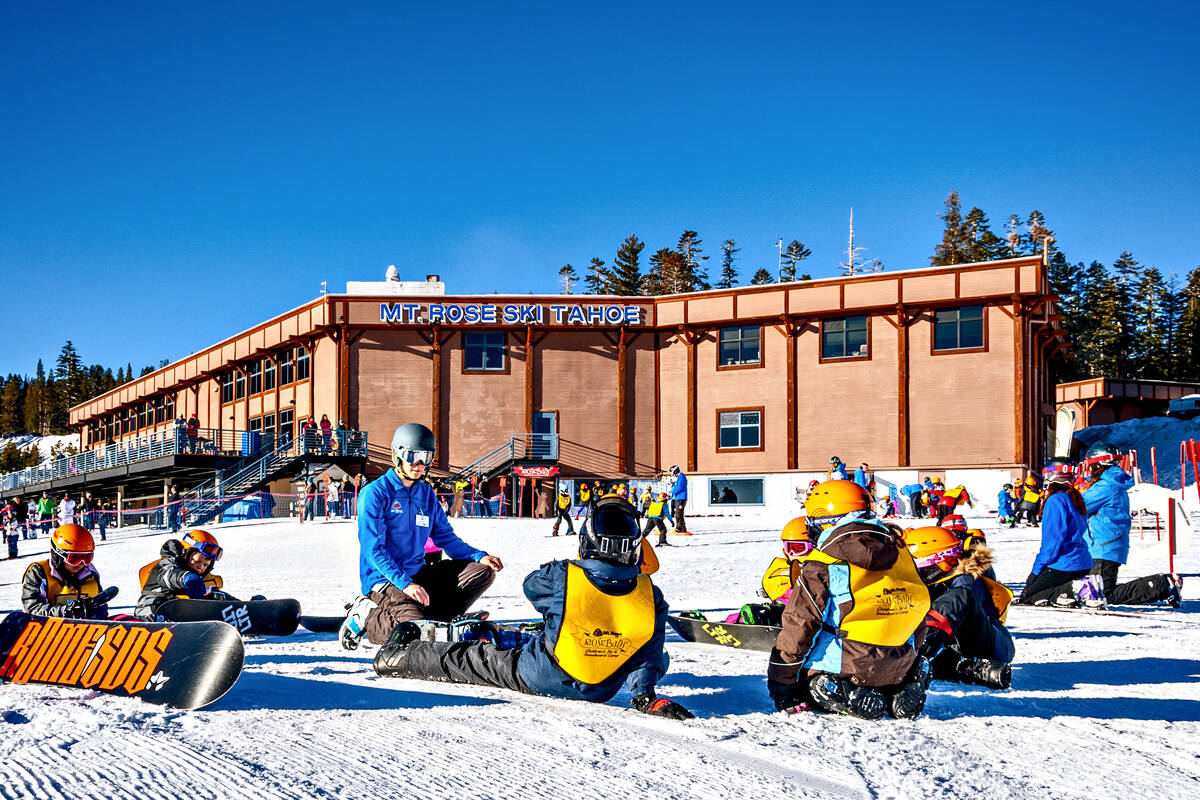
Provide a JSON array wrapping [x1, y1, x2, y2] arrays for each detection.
[[822, 316, 869, 360], [248, 362, 262, 395], [154, 396, 166, 424], [234, 370, 246, 400], [279, 408, 294, 446], [279, 350, 294, 385], [296, 346, 310, 381], [262, 412, 275, 434], [718, 325, 761, 368], [464, 332, 506, 371], [934, 305, 985, 351], [138, 403, 148, 430], [248, 416, 262, 432], [165, 396, 174, 420], [718, 409, 762, 450], [263, 359, 275, 392], [220, 372, 234, 404], [709, 477, 765, 505]]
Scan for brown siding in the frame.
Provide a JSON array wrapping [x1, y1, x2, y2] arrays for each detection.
[[737, 291, 784, 318], [443, 336, 526, 472], [539, 331, 621, 477], [844, 279, 899, 309], [789, 284, 840, 312], [657, 334, 688, 472], [687, 296, 734, 324], [902, 273, 956, 303], [352, 331, 435, 473]]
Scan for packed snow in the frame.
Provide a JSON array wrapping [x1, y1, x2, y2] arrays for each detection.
[[1076, 416, 1200, 490], [1, 507, 1197, 800]]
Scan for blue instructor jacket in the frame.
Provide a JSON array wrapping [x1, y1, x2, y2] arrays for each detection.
[[1031, 491, 1093, 575], [356, 470, 485, 595], [670, 473, 688, 501], [1081, 466, 1135, 564]]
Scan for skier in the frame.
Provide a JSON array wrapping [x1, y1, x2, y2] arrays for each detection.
[[550, 487, 574, 537], [373, 496, 693, 720], [997, 483, 1016, 525], [135, 530, 231, 620], [1080, 442, 1182, 607], [906, 526, 1014, 689], [640, 491, 674, 547], [668, 466, 689, 535], [340, 423, 503, 649], [1016, 461, 1095, 606], [37, 491, 55, 536], [935, 485, 974, 525], [827, 456, 849, 481], [21, 523, 111, 619], [767, 480, 932, 720]]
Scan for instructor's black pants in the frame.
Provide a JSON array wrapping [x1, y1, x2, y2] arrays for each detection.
[[1018, 567, 1090, 606], [380, 639, 531, 694], [1090, 559, 1173, 605]]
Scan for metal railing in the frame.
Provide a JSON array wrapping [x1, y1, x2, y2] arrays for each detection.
[[447, 433, 559, 483]]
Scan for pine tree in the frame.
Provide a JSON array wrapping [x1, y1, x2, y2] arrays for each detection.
[[1176, 265, 1200, 381], [1025, 211, 1055, 258], [962, 207, 1005, 263], [1159, 273, 1186, 380], [558, 264, 579, 294], [1110, 251, 1142, 377], [676, 231, 710, 291], [716, 239, 740, 289], [584, 257, 611, 294], [1133, 266, 1169, 378], [931, 191, 968, 266], [1005, 214, 1022, 257], [0, 377, 22, 435], [23, 360, 46, 435], [643, 248, 686, 295], [125, 363, 133, 383], [750, 267, 774, 285], [610, 235, 645, 296], [780, 240, 811, 282]]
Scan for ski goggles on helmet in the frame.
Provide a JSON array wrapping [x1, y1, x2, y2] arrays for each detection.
[[398, 448, 433, 466], [782, 540, 814, 559], [56, 548, 94, 567], [183, 534, 223, 560], [914, 541, 962, 570]]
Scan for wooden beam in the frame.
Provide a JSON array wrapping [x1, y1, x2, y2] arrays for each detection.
[[684, 329, 697, 473], [617, 327, 628, 474], [431, 327, 442, 470], [525, 325, 535, 434], [1013, 298, 1026, 466], [786, 320, 797, 470], [897, 304, 910, 467]]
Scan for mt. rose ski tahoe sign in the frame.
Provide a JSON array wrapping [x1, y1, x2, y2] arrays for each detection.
[[380, 302, 643, 326]]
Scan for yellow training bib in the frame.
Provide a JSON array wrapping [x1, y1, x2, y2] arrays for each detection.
[[553, 563, 655, 684], [806, 548, 930, 647], [760, 557, 793, 602]]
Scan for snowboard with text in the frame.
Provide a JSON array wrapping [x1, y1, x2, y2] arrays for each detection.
[[0, 612, 244, 709], [667, 612, 781, 651], [156, 598, 301, 636]]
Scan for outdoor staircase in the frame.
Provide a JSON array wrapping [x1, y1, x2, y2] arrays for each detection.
[[179, 434, 304, 525], [445, 433, 559, 484]]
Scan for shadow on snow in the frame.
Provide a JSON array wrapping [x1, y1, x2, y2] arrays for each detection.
[[209, 670, 506, 712]]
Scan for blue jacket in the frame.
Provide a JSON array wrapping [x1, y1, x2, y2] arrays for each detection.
[[356, 470, 485, 595], [829, 465, 849, 481], [853, 468, 868, 488], [997, 489, 1015, 516], [901, 483, 923, 496], [518, 559, 668, 702], [1081, 467, 1135, 564], [670, 473, 688, 501], [1031, 491, 1093, 575]]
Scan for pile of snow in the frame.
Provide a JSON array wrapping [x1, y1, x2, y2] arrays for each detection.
[[1075, 415, 1200, 490], [0, 433, 81, 463], [0, 511, 1197, 798]]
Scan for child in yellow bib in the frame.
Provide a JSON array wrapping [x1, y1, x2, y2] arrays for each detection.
[[375, 497, 692, 719]]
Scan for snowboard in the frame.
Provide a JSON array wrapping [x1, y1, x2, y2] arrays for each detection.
[[300, 615, 345, 633], [1011, 604, 1194, 624], [0, 612, 244, 709], [667, 612, 781, 652], [156, 598, 301, 636]]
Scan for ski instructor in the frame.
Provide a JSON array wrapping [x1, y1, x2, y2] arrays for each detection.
[[341, 423, 503, 649]]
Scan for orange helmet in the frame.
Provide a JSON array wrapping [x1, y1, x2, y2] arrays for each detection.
[[182, 530, 223, 561], [51, 523, 95, 569], [963, 528, 988, 552], [1024, 476, 1037, 487], [906, 526, 962, 581], [781, 517, 815, 560], [804, 480, 873, 533], [942, 514, 968, 536]]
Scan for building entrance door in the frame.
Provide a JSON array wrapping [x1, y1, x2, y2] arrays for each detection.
[[532, 411, 558, 460]]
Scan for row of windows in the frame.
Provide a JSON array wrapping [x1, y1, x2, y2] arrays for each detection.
[[221, 346, 310, 404], [90, 395, 176, 441]]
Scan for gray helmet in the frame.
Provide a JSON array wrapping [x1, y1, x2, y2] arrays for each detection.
[[390, 423, 436, 468]]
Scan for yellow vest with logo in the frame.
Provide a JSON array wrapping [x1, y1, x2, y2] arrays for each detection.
[[760, 557, 796, 602], [558, 494, 570, 510], [803, 547, 930, 647], [35, 559, 102, 607], [553, 563, 656, 684], [138, 559, 223, 594], [579, 486, 590, 503]]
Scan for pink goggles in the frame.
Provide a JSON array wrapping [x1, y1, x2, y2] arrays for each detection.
[[783, 540, 815, 559], [914, 542, 963, 570]]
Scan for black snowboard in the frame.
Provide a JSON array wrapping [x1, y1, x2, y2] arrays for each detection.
[[299, 615, 345, 633], [156, 598, 301, 636], [667, 613, 781, 652], [0, 612, 244, 709]]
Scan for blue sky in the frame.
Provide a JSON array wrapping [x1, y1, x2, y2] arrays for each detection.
[[2, 2, 1197, 376]]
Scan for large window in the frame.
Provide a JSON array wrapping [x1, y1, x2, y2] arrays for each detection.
[[822, 316, 868, 360], [220, 372, 234, 404], [718, 325, 761, 367], [248, 361, 262, 395], [717, 409, 762, 450], [234, 370, 246, 400], [709, 477, 764, 505], [934, 305, 985, 351], [296, 346, 310, 381], [263, 358, 275, 392], [279, 350, 294, 385], [464, 332, 506, 371]]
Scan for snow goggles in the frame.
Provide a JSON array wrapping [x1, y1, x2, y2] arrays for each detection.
[[782, 540, 814, 559], [399, 448, 433, 466], [190, 541, 223, 559], [60, 550, 94, 567], [914, 543, 962, 570]]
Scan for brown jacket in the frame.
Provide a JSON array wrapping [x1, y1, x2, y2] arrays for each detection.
[[769, 519, 925, 689]]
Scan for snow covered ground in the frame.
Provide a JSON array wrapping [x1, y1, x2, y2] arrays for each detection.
[[1, 510, 1198, 800]]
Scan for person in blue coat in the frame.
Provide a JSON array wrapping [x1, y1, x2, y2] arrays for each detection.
[[340, 423, 504, 649], [669, 465, 689, 534], [1017, 462, 1093, 605], [1081, 442, 1182, 607], [901, 483, 924, 518], [997, 484, 1016, 525], [373, 497, 693, 720]]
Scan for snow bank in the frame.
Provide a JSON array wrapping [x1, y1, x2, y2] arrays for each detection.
[[0, 433, 81, 462], [1075, 415, 1200, 490]]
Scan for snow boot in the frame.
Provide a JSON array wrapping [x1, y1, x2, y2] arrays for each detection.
[[339, 595, 378, 651], [1074, 575, 1107, 609], [657, 537, 671, 547], [887, 657, 931, 720], [807, 675, 886, 720], [372, 622, 424, 677], [1167, 574, 1184, 609], [954, 656, 1011, 689]]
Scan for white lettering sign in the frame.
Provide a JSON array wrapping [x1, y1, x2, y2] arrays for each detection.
[[379, 303, 642, 326]]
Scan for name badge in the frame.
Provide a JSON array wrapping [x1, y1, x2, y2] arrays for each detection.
[[415, 513, 430, 528]]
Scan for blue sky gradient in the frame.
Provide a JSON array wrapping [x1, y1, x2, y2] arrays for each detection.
[[2, 2, 1197, 374]]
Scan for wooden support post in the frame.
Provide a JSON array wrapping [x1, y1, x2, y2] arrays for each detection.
[[617, 327, 628, 475], [897, 305, 910, 467], [337, 324, 350, 424], [431, 327, 442, 470], [685, 330, 697, 473], [1013, 297, 1027, 467], [525, 326, 535, 434], [785, 319, 797, 470]]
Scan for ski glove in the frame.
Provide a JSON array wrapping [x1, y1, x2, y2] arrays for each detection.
[[62, 597, 93, 619], [181, 573, 207, 598], [768, 680, 807, 714], [632, 694, 694, 720]]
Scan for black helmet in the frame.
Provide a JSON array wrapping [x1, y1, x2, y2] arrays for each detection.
[[1083, 442, 1121, 473], [579, 496, 640, 566], [390, 423, 436, 468]]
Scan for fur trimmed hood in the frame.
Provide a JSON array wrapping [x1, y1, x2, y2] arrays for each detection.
[[955, 545, 994, 579]]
